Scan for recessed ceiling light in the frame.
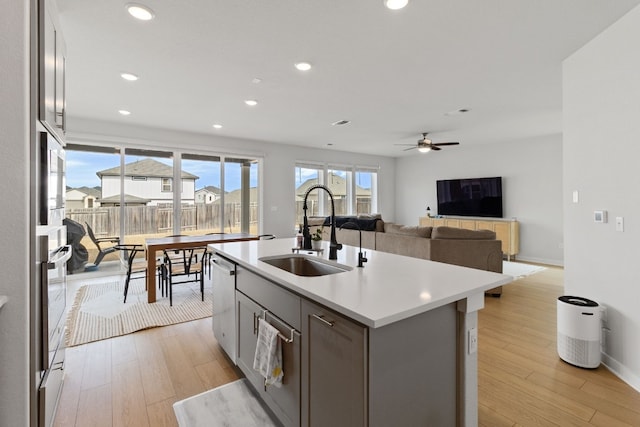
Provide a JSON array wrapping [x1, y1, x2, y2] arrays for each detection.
[[384, 0, 409, 10], [126, 3, 155, 21], [331, 119, 350, 126], [244, 99, 258, 106], [212, 124, 222, 129], [294, 62, 312, 71], [118, 110, 131, 116], [252, 78, 262, 84], [120, 72, 139, 81]]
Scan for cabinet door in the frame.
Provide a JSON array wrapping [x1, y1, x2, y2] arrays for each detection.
[[493, 222, 513, 255], [236, 291, 301, 427], [41, 7, 56, 129], [444, 218, 460, 228], [54, 32, 66, 134], [40, 1, 66, 142], [301, 300, 367, 427], [431, 218, 446, 227], [475, 221, 495, 232], [418, 217, 432, 227], [459, 219, 476, 230]]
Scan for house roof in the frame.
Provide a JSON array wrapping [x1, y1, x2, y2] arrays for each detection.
[[196, 185, 223, 195], [221, 187, 258, 204], [296, 174, 371, 199], [97, 158, 199, 180], [97, 194, 150, 204], [67, 186, 101, 198]]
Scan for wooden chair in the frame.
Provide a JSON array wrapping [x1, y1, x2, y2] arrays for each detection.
[[162, 246, 208, 306]]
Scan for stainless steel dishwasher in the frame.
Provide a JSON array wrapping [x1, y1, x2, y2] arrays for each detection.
[[211, 254, 237, 363]]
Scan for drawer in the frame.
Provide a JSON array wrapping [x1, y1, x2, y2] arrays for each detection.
[[236, 267, 301, 330]]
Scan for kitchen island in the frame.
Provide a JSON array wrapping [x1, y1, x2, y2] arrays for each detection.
[[209, 238, 512, 427]]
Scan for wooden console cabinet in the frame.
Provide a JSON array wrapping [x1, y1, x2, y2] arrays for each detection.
[[419, 217, 519, 260]]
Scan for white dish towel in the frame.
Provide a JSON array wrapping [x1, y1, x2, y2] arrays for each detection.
[[253, 318, 284, 387]]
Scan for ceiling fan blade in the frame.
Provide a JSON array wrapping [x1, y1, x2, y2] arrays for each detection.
[[431, 146, 442, 151], [403, 146, 417, 151], [432, 142, 459, 146], [394, 143, 419, 146]]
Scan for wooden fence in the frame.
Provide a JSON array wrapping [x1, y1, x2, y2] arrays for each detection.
[[67, 203, 258, 237]]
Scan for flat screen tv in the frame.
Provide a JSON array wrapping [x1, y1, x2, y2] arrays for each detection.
[[436, 177, 503, 218]]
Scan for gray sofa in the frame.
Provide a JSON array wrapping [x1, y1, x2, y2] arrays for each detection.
[[309, 217, 504, 296]]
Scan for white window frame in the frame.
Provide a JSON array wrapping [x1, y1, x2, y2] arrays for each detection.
[[295, 161, 379, 218]]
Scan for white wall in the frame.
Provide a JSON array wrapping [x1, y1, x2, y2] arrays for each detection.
[[0, 0, 30, 425], [68, 118, 397, 238], [563, 4, 640, 391], [395, 136, 564, 265]]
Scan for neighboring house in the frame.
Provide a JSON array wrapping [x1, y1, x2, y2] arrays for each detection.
[[195, 185, 222, 204], [296, 173, 371, 202], [66, 186, 101, 209], [97, 158, 199, 206], [97, 194, 150, 207]]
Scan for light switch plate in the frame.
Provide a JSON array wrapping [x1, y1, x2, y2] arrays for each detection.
[[616, 216, 624, 232]]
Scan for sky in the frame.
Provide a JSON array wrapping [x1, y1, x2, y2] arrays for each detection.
[[66, 150, 372, 191], [66, 151, 257, 191]]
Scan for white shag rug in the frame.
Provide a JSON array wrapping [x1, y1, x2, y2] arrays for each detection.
[[503, 261, 546, 279]]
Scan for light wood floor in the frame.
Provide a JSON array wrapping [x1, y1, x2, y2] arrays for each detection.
[[54, 265, 640, 426]]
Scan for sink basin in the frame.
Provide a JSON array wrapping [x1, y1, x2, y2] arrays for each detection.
[[259, 254, 352, 277]]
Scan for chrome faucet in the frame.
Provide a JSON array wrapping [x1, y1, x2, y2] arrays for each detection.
[[302, 184, 342, 260], [340, 221, 368, 268]]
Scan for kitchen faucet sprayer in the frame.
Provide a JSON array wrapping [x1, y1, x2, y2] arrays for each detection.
[[302, 184, 342, 260]]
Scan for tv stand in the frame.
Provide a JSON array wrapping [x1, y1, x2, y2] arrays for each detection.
[[419, 217, 519, 261]]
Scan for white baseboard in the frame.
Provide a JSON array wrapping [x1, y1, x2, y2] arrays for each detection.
[[601, 352, 640, 393], [513, 255, 564, 267]]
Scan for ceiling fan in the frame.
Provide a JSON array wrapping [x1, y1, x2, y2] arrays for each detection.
[[396, 133, 460, 153]]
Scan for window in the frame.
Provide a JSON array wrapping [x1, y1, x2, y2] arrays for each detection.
[[295, 163, 378, 227], [327, 167, 351, 216], [294, 164, 324, 228], [355, 168, 378, 214], [161, 178, 172, 192], [65, 143, 263, 278]]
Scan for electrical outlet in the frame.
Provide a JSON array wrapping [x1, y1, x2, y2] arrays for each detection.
[[468, 327, 478, 354]]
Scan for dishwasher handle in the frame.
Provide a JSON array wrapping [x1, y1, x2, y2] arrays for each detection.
[[210, 257, 235, 276]]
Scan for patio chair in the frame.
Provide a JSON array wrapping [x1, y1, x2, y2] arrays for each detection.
[[85, 222, 120, 269]]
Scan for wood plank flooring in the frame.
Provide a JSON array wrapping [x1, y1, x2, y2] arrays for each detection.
[[54, 265, 640, 426], [478, 266, 640, 427]]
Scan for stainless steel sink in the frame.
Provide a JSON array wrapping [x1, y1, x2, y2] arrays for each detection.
[[259, 254, 351, 277]]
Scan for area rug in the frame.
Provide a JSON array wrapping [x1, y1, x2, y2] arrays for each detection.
[[65, 279, 212, 347], [503, 261, 546, 279]]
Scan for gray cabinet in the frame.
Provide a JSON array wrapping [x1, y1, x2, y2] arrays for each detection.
[[301, 300, 367, 427], [235, 270, 301, 427], [39, 0, 66, 142]]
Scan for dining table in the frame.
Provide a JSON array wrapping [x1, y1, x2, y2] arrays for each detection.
[[145, 233, 259, 303]]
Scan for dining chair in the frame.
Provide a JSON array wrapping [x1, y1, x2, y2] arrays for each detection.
[[162, 246, 208, 306], [115, 244, 146, 303]]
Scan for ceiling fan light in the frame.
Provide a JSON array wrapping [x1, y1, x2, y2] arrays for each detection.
[[418, 146, 431, 153], [384, 0, 409, 10]]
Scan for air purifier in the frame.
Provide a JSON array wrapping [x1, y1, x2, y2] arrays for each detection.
[[557, 296, 601, 368]]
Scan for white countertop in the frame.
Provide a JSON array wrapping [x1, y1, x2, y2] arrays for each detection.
[[210, 238, 512, 328]]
